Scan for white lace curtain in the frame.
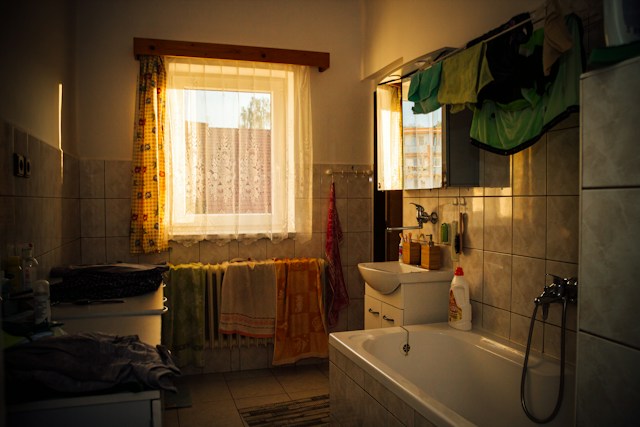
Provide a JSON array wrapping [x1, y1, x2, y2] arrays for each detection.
[[164, 57, 313, 245], [376, 85, 403, 190]]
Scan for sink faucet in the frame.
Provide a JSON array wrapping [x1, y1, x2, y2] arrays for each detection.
[[386, 203, 438, 232], [535, 274, 578, 320]]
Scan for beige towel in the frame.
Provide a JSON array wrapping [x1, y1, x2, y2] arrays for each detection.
[[219, 261, 277, 338]]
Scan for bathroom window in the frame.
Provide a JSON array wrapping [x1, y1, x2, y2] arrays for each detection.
[[164, 57, 312, 243]]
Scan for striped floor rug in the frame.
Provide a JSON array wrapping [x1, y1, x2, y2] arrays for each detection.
[[239, 394, 330, 426]]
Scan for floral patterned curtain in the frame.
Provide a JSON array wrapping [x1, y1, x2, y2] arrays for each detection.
[[130, 56, 169, 254]]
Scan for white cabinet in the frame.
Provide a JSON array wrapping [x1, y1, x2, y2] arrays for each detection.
[[363, 277, 451, 329], [51, 285, 166, 345], [364, 294, 404, 328]]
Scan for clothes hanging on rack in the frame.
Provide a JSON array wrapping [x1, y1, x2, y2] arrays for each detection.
[[470, 14, 584, 155], [437, 42, 494, 113], [408, 61, 442, 114]]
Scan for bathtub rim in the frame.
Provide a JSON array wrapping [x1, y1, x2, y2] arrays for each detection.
[[329, 322, 574, 427]]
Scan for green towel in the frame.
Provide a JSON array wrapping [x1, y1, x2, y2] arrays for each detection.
[[408, 62, 442, 114], [161, 263, 206, 368], [438, 43, 493, 113]]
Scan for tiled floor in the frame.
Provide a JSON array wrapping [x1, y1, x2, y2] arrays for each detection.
[[163, 362, 330, 427]]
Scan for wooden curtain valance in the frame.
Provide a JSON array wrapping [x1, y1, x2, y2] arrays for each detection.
[[133, 37, 330, 72]]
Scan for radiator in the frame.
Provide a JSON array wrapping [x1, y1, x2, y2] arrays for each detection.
[[201, 259, 325, 350]]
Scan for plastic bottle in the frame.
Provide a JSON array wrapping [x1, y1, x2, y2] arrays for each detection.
[[398, 240, 403, 263], [448, 266, 472, 330], [33, 279, 51, 326], [20, 243, 38, 291]]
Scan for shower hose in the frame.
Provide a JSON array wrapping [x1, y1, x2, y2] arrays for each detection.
[[520, 299, 568, 424]]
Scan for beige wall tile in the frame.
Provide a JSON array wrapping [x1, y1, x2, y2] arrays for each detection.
[[80, 198, 105, 238], [169, 241, 200, 264], [459, 248, 483, 302], [482, 304, 510, 339], [511, 255, 545, 318], [347, 198, 371, 232], [512, 196, 546, 258], [483, 251, 512, 310], [547, 127, 579, 195], [79, 159, 105, 198], [510, 312, 543, 351], [546, 196, 579, 263], [105, 160, 132, 198], [513, 137, 546, 196], [81, 237, 106, 264], [462, 196, 483, 250], [105, 198, 130, 237], [483, 197, 512, 253]]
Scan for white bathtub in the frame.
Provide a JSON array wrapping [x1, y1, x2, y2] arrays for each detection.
[[329, 323, 574, 427]]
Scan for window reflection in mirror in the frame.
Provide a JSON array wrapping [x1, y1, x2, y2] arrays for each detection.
[[401, 78, 443, 190]]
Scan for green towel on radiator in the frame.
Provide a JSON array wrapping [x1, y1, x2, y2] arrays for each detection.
[[162, 263, 206, 368]]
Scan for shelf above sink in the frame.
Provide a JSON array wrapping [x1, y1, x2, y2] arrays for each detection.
[[357, 261, 453, 294]]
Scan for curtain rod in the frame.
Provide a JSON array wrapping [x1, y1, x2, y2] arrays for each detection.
[[379, 8, 546, 86]]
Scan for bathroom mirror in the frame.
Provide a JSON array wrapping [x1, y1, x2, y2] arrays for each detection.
[[401, 77, 443, 190]]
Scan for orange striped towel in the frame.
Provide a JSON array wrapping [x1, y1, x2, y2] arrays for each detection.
[[272, 258, 329, 365]]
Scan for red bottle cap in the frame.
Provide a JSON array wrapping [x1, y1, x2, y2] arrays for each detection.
[[455, 267, 464, 276]]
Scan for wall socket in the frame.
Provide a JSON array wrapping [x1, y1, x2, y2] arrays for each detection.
[[13, 153, 30, 178]]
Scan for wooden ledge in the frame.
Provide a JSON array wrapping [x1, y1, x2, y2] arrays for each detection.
[[133, 38, 330, 72]]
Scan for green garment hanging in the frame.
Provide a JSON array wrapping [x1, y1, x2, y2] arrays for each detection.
[[470, 14, 583, 155], [408, 62, 442, 114], [438, 42, 494, 113]]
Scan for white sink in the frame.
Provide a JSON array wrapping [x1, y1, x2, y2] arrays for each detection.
[[357, 261, 453, 294]]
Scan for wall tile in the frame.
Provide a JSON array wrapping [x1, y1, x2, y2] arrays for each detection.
[[237, 239, 267, 261], [581, 57, 640, 187], [295, 232, 323, 259], [347, 298, 364, 331], [106, 236, 138, 263], [81, 237, 106, 264], [105, 198, 130, 237], [511, 255, 545, 318], [576, 332, 640, 427], [105, 160, 132, 198], [346, 232, 371, 266], [483, 251, 512, 310], [169, 241, 200, 264], [544, 323, 576, 363], [484, 197, 512, 253], [482, 305, 510, 339], [347, 198, 371, 232], [512, 196, 546, 258], [547, 127, 579, 195], [80, 198, 105, 238], [347, 173, 373, 199], [510, 312, 543, 351], [62, 153, 80, 198], [79, 159, 105, 198], [459, 248, 483, 302], [265, 239, 295, 260], [346, 265, 364, 299], [462, 196, 483, 250], [483, 152, 511, 196], [61, 198, 80, 243], [580, 188, 640, 348], [513, 137, 546, 196], [312, 197, 328, 233], [199, 241, 231, 264], [546, 196, 579, 263]]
